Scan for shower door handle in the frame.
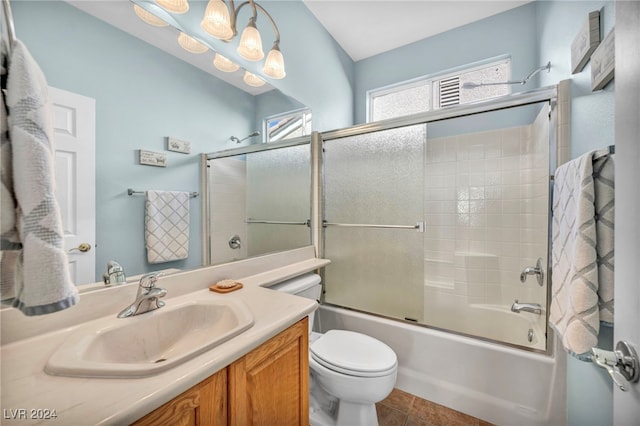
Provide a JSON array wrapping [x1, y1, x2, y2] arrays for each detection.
[[323, 221, 425, 232]]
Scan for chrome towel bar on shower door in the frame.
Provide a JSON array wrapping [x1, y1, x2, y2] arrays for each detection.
[[323, 221, 425, 232], [246, 219, 311, 226]]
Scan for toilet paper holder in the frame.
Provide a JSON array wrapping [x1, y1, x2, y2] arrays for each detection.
[[591, 341, 639, 392]]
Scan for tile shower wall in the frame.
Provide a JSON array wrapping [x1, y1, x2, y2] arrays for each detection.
[[424, 107, 549, 319], [208, 158, 248, 264]]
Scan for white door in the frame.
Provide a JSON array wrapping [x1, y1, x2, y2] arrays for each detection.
[[50, 87, 96, 285], [613, 1, 640, 422]]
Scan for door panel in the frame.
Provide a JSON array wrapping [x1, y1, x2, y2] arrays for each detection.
[[323, 124, 426, 322], [50, 87, 96, 284], [613, 0, 640, 419]]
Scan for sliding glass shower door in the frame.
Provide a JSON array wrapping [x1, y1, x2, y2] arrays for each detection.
[[323, 125, 426, 322], [322, 100, 552, 351]]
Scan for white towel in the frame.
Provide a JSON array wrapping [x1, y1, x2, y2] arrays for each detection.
[[550, 150, 615, 358], [1, 40, 78, 315], [145, 190, 190, 264]]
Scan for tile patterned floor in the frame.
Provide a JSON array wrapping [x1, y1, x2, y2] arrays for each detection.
[[376, 388, 495, 426]]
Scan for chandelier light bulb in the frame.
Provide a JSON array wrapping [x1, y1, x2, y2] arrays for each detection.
[[237, 19, 264, 61], [133, 5, 169, 27], [156, 0, 189, 14], [178, 32, 209, 54], [263, 44, 286, 79], [201, 0, 233, 40], [243, 71, 266, 87], [213, 53, 240, 73]]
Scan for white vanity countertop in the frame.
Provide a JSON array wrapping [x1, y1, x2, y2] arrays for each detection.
[[0, 249, 328, 425]]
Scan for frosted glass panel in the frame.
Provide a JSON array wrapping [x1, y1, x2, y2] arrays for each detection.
[[371, 84, 430, 122], [246, 145, 311, 256], [324, 125, 425, 322]]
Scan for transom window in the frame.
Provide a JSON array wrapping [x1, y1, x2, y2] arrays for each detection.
[[263, 108, 312, 143], [368, 58, 511, 122]]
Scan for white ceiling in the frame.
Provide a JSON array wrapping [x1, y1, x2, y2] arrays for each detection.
[[303, 0, 532, 61]]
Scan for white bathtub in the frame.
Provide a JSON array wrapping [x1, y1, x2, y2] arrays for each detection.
[[317, 305, 567, 426], [423, 303, 547, 351]]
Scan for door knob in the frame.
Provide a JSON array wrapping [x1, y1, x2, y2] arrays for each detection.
[[68, 243, 92, 253]]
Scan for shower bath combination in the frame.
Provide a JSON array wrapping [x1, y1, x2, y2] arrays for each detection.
[[204, 86, 565, 426], [230, 131, 260, 144]]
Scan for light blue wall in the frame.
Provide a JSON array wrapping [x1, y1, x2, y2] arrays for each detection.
[[536, 2, 616, 426], [353, 2, 539, 124], [12, 1, 256, 281]]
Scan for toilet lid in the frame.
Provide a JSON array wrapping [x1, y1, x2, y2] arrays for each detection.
[[310, 330, 397, 377]]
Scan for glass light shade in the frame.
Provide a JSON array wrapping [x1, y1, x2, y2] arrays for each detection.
[[133, 5, 169, 27], [156, 0, 189, 14], [178, 33, 209, 54], [201, 0, 233, 40], [213, 53, 240, 73], [263, 46, 286, 79], [237, 20, 264, 61], [243, 71, 266, 87]]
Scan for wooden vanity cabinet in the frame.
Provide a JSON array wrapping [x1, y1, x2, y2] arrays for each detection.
[[228, 317, 309, 426], [132, 318, 309, 426], [132, 369, 227, 426]]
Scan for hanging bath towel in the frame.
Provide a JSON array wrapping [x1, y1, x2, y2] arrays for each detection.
[[145, 190, 190, 264], [550, 150, 614, 359], [1, 40, 78, 315]]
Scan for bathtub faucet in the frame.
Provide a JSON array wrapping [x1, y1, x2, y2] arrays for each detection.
[[511, 299, 542, 315]]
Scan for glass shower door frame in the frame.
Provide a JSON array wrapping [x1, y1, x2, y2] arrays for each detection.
[[316, 86, 558, 353]]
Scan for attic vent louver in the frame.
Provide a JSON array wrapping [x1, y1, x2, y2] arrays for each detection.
[[439, 77, 460, 107]]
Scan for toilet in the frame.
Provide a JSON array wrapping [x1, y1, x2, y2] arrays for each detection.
[[269, 273, 398, 426]]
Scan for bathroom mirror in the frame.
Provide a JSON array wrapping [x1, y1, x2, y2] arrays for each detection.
[[7, 0, 310, 291]]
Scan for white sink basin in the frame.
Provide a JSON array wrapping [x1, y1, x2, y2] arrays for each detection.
[[45, 298, 254, 378]]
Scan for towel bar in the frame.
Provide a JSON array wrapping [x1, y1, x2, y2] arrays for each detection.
[[127, 188, 199, 198], [323, 221, 425, 232], [246, 219, 310, 226]]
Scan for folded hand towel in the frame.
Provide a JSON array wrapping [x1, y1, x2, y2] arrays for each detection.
[[145, 190, 190, 264], [2, 40, 78, 315], [550, 150, 614, 359]]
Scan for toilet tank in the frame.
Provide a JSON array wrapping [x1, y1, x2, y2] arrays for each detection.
[[269, 273, 322, 333], [269, 273, 322, 299]]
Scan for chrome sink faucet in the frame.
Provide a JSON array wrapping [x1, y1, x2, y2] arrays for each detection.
[[117, 272, 167, 318], [511, 299, 542, 315]]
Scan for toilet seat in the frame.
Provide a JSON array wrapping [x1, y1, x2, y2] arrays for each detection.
[[310, 330, 397, 378]]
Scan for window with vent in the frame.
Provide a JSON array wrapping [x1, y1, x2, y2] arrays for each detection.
[[368, 58, 511, 122]]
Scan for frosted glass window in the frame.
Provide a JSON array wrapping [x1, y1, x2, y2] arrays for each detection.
[[323, 125, 426, 322], [370, 84, 430, 122], [457, 62, 510, 105], [368, 58, 511, 122]]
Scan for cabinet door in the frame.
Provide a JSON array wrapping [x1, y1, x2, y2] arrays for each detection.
[[132, 369, 227, 426], [229, 318, 309, 426]]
